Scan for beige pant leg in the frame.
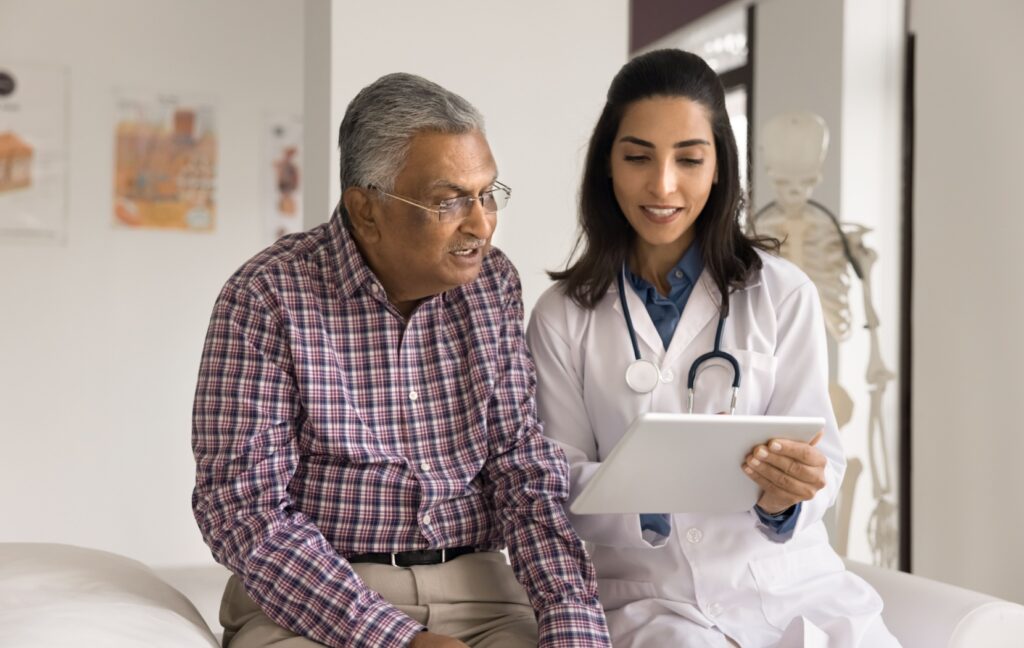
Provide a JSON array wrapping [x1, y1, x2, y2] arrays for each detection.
[[220, 552, 537, 648], [220, 568, 428, 648], [432, 602, 537, 648], [411, 551, 538, 648]]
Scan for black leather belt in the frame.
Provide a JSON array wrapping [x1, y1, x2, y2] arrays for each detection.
[[347, 546, 476, 567]]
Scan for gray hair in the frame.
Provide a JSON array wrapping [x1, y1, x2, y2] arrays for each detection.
[[338, 72, 485, 225]]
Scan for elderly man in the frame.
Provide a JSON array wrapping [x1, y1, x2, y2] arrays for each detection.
[[191, 73, 611, 648]]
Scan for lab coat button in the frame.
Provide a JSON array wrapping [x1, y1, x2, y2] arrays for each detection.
[[686, 527, 703, 543], [708, 602, 722, 617], [660, 369, 674, 383]]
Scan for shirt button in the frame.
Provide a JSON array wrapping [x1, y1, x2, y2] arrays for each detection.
[[686, 527, 703, 544], [660, 369, 674, 383], [420, 461, 430, 472], [369, 283, 380, 293], [708, 602, 723, 617], [409, 390, 418, 401], [674, 270, 684, 279], [422, 514, 432, 525]]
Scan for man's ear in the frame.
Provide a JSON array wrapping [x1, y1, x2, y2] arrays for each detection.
[[343, 187, 380, 242]]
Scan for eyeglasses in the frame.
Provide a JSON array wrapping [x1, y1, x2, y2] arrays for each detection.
[[372, 181, 511, 223]]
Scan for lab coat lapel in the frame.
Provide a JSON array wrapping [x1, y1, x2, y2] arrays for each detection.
[[664, 270, 720, 367], [610, 278, 665, 360]]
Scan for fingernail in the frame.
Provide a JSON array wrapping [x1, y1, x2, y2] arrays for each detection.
[[743, 466, 753, 474], [749, 457, 761, 466], [770, 442, 782, 452], [756, 448, 768, 459]]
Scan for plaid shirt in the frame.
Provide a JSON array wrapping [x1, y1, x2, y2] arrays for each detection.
[[192, 211, 610, 648]]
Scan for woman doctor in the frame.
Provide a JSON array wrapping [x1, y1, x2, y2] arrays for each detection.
[[526, 49, 899, 647]]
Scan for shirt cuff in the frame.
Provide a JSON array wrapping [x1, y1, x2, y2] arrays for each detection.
[[536, 602, 612, 648], [754, 502, 801, 542], [344, 598, 424, 648]]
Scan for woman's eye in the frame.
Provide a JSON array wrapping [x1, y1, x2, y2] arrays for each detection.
[[624, 155, 648, 163], [678, 158, 704, 166]]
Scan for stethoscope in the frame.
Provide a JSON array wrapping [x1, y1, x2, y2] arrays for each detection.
[[617, 269, 741, 414]]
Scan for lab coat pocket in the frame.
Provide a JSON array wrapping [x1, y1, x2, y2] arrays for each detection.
[[597, 578, 657, 612], [731, 349, 777, 415], [748, 543, 845, 630]]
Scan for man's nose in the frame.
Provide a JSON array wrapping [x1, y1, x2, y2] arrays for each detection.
[[459, 198, 496, 238]]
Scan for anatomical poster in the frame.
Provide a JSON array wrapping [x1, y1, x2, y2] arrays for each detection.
[[263, 113, 303, 243], [113, 91, 216, 232], [0, 62, 68, 242]]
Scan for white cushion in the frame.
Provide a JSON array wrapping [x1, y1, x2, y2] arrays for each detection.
[[0, 543, 219, 647], [845, 558, 1024, 648]]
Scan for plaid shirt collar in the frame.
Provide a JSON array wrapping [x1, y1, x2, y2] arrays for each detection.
[[326, 203, 454, 307]]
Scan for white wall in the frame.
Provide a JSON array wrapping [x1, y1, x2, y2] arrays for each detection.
[[835, 0, 905, 567], [319, 0, 629, 314], [0, 0, 305, 567], [752, 0, 844, 213], [911, 0, 1024, 604]]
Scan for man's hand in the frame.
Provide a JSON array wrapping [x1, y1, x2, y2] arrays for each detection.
[[743, 430, 827, 514], [409, 631, 470, 648]]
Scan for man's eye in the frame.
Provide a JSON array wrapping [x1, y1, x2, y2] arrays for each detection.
[[437, 198, 461, 211]]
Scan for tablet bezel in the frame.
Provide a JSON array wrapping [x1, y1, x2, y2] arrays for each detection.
[[569, 412, 825, 515]]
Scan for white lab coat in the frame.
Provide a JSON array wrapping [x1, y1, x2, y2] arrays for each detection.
[[526, 252, 899, 648]]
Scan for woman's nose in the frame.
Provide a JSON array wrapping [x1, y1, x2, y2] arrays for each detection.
[[649, 160, 678, 197]]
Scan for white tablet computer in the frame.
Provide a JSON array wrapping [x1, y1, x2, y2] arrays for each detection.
[[569, 413, 825, 515]]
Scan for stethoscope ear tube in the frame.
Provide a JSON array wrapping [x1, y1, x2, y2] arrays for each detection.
[[686, 315, 740, 414], [618, 270, 644, 362]]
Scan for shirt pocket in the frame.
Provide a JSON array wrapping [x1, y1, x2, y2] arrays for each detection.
[[689, 348, 776, 415], [748, 543, 845, 630]]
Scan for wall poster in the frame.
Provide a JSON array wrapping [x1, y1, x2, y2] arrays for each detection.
[[0, 62, 68, 242], [113, 91, 216, 232], [263, 113, 303, 244]]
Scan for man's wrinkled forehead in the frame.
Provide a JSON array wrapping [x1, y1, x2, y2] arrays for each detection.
[[397, 129, 498, 191]]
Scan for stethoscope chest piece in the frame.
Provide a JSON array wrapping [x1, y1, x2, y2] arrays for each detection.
[[625, 359, 660, 394]]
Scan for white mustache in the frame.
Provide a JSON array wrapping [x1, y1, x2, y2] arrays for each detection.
[[446, 239, 487, 253]]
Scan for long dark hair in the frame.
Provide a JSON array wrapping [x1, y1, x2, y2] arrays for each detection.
[[549, 49, 777, 314]]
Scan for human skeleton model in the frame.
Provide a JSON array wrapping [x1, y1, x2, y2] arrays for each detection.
[[749, 113, 897, 567]]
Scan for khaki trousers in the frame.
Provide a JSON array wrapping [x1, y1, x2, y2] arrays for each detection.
[[220, 551, 538, 647]]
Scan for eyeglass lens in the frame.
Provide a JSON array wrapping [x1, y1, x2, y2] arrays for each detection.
[[440, 186, 510, 219]]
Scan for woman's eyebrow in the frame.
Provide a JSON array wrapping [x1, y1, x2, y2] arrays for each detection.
[[618, 135, 711, 149]]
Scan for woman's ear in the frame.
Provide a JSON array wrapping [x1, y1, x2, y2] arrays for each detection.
[[343, 187, 380, 242]]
